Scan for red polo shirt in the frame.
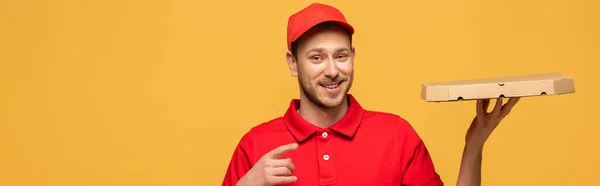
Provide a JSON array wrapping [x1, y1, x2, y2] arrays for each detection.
[[222, 94, 443, 186]]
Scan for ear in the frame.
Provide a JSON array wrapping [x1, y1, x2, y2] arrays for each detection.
[[351, 46, 356, 65], [286, 51, 298, 77]]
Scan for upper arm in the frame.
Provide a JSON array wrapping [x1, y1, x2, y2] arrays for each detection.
[[222, 132, 254, 186], [401, 139, 443, 186], [397, 117, 444, 186]]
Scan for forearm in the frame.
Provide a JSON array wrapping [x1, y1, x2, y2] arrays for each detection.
[[456, 143, 484, 186]]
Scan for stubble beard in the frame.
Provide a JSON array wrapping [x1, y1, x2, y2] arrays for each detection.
[[297, 70, 353, 110]]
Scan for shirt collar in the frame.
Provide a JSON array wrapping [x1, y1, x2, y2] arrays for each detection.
[[283, 94, 364, 143]]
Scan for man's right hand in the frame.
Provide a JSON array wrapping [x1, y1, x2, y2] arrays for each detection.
[[236, 143, 299, 186]]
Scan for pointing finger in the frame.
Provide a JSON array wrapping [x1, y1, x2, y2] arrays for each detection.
[[263, 143, 298, 159]]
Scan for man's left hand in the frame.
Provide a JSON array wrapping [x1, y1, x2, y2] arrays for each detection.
[[465, 97, 521, 149]]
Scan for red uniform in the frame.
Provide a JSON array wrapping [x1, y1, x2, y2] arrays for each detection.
[[222, 95, 443, 186]]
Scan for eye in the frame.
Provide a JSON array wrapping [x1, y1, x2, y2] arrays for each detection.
[[310, 55, 323, 62], [336, 54, 348, 61]]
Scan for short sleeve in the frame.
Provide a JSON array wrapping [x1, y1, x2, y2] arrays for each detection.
[[399, 118, 444, 186], [222, 132, 253, 186]]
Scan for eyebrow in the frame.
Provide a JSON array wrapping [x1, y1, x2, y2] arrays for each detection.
[[306, 46, 351, 53]]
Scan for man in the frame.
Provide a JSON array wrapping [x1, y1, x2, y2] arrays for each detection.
[[222, 3, 520, 186]]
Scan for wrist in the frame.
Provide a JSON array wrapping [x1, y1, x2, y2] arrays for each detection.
[[464, 141, 485, 152], [236, 177, 249, 186]]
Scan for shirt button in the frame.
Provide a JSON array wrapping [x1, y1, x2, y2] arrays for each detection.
[[322, 132, 328, 138], [323, 154, 330, 161]]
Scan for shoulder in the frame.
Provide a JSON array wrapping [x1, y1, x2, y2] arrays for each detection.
[[238, 117, 286, 142], [231, 117, 288, 160], [249, 117, 287, 135]]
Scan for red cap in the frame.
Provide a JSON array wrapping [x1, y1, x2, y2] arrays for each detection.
[[286, 3, 355, 51]]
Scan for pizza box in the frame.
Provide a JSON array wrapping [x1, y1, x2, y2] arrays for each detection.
[[421, 72, 575, 102]]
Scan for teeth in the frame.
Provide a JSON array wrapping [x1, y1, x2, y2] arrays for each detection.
[[323, 84, 339, 89]]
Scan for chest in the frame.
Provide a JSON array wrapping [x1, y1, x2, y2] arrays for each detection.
[[256, 131, 408, 186]]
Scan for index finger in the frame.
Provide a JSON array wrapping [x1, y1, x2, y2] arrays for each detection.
[[262, 143, 298, 159]]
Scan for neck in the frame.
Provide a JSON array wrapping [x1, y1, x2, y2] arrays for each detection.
[[297, 94, 349, 128]]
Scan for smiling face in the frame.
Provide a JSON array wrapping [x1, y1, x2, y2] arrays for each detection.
[[286, 22, 355, 109]]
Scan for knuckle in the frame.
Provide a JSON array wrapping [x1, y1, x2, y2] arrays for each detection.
[[263, 159, 272, 167], [263, 174, 272, 183]]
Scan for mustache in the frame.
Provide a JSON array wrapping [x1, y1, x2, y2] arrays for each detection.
[[319, 77, 347, 83]]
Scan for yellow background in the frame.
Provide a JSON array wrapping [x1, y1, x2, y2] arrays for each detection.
[[1, 0, 598, 185]]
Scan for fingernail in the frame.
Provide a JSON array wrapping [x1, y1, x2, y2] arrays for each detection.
[[292, 143, 298, 148]]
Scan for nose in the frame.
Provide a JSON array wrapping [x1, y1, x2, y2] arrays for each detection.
[[324, 58, 339, 80]]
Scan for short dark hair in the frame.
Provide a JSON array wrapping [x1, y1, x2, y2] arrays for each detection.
[[290, 21, 352, 60]]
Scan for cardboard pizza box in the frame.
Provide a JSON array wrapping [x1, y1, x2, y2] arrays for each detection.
[[421, 72, 575, 102]]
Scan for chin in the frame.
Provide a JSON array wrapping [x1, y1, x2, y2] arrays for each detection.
[[317, 91, 347, 108]]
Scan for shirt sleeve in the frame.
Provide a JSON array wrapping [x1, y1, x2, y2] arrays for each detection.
[[222, 132, 253, 186], [399, 118, 444, 186]]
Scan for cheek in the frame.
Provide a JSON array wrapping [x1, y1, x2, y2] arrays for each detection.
[[299, 63, 324, 79], [338, 62, 354, 75]]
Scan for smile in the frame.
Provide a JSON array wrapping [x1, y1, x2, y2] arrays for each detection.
[[320, 81, 343, 89]]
